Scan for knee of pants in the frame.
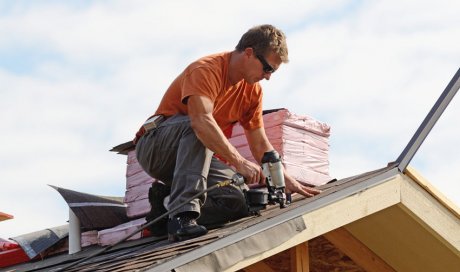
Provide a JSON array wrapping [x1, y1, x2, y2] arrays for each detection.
[[211, 187, 247, 210]]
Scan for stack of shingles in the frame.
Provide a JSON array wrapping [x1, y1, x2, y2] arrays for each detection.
[[97, 218, 147, 246], [229, 109, 332, 186], [81, 214, 148, 247], [124, 150, 157, 219]]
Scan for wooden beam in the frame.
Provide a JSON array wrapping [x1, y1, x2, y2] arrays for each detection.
[[290, 242, 309, 272], [324, 227, 395, 272], [400, 173, 460, 254], [405, 166, 460, 219], [243, 261, 275, 272]]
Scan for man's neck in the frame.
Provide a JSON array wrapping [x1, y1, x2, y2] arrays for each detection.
[[228, 50, 244, 85]]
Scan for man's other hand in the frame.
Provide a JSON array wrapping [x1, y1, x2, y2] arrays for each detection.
[[284, 174, 321, 197]]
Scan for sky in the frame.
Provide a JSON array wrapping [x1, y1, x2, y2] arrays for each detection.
[[1, 0, 459, 239]]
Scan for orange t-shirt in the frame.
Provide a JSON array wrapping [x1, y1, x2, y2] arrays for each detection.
[[135, 52, 264, 141]]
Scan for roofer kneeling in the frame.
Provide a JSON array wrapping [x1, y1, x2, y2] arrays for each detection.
[[133, 24, 320, 242]]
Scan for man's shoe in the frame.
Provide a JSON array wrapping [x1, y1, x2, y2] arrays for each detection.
[[168, 212, 208, 242], [145, 182, 170, 236]]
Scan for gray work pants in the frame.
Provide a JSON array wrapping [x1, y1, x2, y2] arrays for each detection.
[[135, 115, 249, 226]]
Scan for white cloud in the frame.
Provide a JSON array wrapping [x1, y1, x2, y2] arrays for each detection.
[[1, 0, 459, 239]]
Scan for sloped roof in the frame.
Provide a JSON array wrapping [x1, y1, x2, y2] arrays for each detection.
[[7, 164, 460, 272], [5, 166, 382, 271]]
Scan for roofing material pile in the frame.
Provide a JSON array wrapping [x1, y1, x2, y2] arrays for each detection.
[[80, 218, 149, 247], [97, 218, 148, 246], [124, 151, 156, 219], [230, 109, 332, 186]]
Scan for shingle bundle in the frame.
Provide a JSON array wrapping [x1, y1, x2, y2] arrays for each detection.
[[124, 151, 156, 219], [81, 218, 148, 246], [97, 218, 147, 246], [229, 109, 332, 186]]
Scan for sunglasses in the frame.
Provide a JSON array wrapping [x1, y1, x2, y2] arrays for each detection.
[[256, 54, 275, 74]]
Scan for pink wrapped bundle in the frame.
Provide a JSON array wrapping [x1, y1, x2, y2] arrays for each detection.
[[124, 151, 157, 218], [98, 218, 146, 246], [81, 230, 98, 247], [229, 109, 332, 186], [125, 195, 151, 218]]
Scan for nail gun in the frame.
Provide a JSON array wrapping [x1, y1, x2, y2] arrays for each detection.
[[244, 150, 290, 215]]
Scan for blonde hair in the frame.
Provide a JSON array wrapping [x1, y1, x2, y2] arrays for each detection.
[[235, 24, 289, 63]]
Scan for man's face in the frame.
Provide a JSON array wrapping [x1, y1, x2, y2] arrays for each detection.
[[245, 50, 282, 84]]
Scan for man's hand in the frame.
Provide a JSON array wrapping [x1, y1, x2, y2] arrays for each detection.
[[235, 159, 264, 185], [284, 174, 321, 197]]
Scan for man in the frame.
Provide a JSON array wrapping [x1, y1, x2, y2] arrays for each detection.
[[134, 24, 320, 242]]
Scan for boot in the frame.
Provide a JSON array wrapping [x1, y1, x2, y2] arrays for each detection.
[[168, 211, 207, 242], [145, 182, 170, 236]]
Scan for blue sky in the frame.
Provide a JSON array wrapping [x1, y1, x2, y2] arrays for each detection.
[[1, 0, 459, 238]]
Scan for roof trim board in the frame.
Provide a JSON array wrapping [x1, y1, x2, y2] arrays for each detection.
[[405, 166, 460, 219], [148, 166, 400, 272], [174, 217, 307, 272], [399, 174, 460, 254], [396, 68, 460, 172]]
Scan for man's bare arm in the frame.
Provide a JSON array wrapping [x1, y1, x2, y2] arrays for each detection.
[[187, 95, 262, 184]]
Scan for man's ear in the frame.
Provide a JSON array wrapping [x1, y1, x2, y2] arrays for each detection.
[[244, 47, 254, 58]]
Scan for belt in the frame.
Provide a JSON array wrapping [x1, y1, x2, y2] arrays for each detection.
[[133, 115, 167, 145], [143, 115, 166, 132]]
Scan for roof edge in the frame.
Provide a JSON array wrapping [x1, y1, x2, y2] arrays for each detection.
[[405, 166, 460, 219]]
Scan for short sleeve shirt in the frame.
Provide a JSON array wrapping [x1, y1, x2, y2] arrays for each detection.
[[152, 52, 264, 133]]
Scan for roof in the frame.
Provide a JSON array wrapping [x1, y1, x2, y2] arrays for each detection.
[[7, 164, 460, 272], [5, 165, 393, 271]]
